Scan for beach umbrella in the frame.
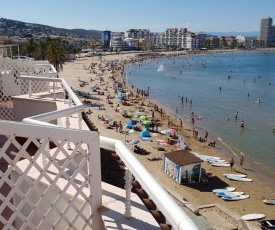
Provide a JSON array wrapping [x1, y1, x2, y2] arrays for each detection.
[[125, 120, 137, 129], [128, 120, 137, 125], [140, 115, 149, 121], [168, 128, 177, 134], [143, 120, 151, 125], [143, 120, 152, 130], [117, 93, 124, 100], [140, 129, 150, 137]]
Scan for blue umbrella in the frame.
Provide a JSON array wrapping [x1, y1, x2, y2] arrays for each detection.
[[140, 129, 150, 137]]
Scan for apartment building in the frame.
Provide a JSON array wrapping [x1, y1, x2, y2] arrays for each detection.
[[259, 17, 275, 44], [126, 29, 150, 39]]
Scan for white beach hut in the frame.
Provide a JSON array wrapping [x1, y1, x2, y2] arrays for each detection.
[[164, 150, 203, 184]]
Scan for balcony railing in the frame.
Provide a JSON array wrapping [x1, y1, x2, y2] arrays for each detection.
[[0, 58, 198, 230]]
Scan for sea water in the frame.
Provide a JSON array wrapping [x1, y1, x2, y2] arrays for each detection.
[[125, 51, 275, 172]]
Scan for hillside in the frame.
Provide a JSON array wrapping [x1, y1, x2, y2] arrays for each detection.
[[0, 17, 102, 39]]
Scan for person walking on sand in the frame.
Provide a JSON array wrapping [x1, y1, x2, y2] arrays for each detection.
[[240, 155, 244, 168], [229, 157, 235, 171]]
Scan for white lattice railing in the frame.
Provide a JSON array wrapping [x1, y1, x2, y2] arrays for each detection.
[[0, 121, 102, 230], [0, 58, 57, 121]]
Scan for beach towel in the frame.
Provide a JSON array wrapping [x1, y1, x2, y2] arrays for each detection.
[[141, 137, 152, 142], [160, 130, 170, 135], [150, 133, 158, 137], [126, 140, 140, 145], [156, 139, 166, 143]]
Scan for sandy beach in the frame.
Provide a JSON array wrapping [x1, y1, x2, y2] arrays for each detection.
[[59, 50, 275, 228]]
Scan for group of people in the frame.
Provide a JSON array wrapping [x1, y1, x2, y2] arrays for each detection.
[[229, 155, 244, 171]]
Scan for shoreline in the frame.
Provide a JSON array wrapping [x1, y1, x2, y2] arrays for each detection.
[[59, 49, 275, 223], [124, 50, 275, 182]]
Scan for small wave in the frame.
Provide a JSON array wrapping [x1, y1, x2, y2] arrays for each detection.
[[158, 65, 164, 72]]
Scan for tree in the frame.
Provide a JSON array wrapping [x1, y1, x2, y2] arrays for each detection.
[[23, 38, 37, 57], [46, 38, 67, 72], [34, 39, 48, 60]]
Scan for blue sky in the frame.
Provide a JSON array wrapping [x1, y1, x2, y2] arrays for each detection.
[[1, 0, 274, 33]]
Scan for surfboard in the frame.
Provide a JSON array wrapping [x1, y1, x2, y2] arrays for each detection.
[[191, 152, 221, 161], [226, 175, 253, 181], [222, 195, 250, 201], [216, 191, 244, 197], [212, 187, 236, 193], [241, 213, 265, 221], [211, 162, 230, 167], [208, 159, 226, 163], [263, 199, 275, 205], [223, 173, 247, 178]]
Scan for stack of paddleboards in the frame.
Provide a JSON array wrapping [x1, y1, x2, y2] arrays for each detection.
[[209, 159, 230, 167], [223, 173, 253, 182], [191, 152, 230, 167], [212, 187, 249, 201]]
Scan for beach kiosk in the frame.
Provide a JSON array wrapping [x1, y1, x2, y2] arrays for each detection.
[[164, 150, 203, 184]]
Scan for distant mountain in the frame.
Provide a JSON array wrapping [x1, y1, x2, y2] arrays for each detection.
[[0, 18, 102, 38], [206, 31, 259, 37]]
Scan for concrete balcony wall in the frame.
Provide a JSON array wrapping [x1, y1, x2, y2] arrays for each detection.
[[13, 97, 58, 124]]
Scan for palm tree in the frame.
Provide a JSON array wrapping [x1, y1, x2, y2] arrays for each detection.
[[23, 38, 37, 57], [46, 38, 67, 72], [34, 39, 48, 60]]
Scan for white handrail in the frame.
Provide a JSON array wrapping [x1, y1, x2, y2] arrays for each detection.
[[20, 76, 198, 230], [100, 136, 198, 230]]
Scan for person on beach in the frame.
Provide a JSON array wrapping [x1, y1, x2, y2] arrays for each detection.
[[240, 155, 244, 168], [118, 121, 123, 133], [204, 131, 208, 141], [229, 157, 235, 171], [235, 112, 238, 120]]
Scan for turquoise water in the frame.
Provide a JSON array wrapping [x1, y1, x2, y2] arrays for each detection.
[[125, 52, 275, 172]]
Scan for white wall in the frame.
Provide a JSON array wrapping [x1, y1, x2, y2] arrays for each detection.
[[13, 97, 57, 124]]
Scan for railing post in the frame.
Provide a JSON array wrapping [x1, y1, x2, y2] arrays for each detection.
[[53, 82, 56, 101], [69, 97, 72, 107], [124, 167, 133, 218], [78, 112, 82, 130], [66, 116, 72, 150], [28, 80, 32, 97], [63, 87, 66, 103]]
